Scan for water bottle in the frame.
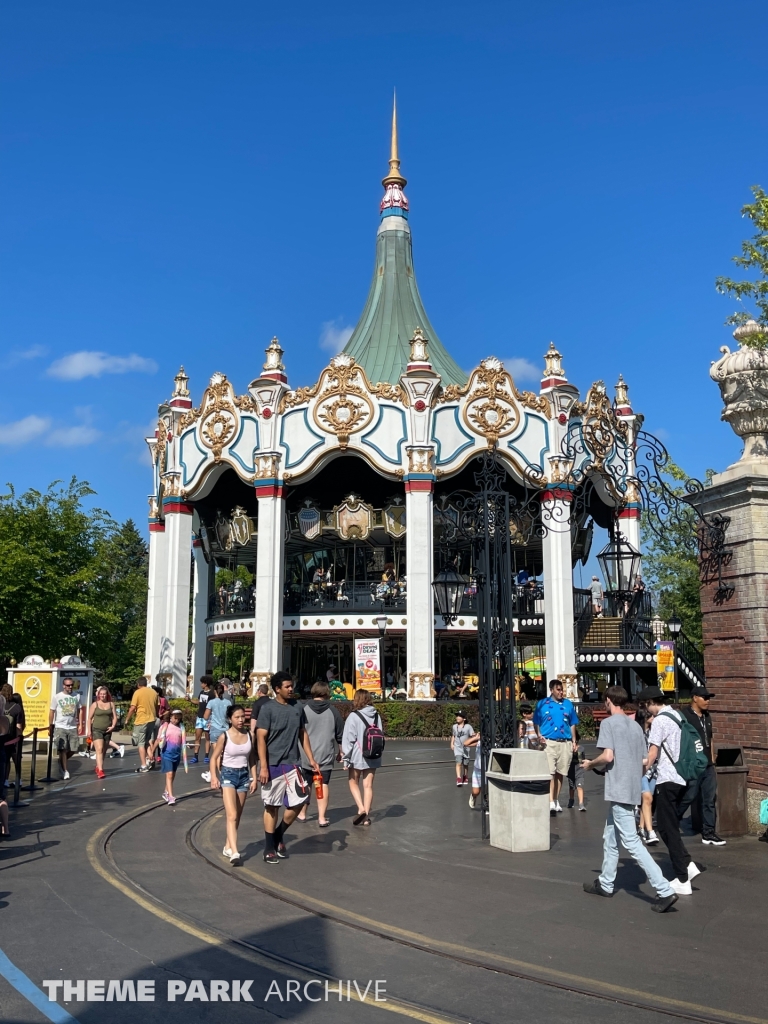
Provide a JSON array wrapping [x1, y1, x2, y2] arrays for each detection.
[[313, 770, 323, 797]]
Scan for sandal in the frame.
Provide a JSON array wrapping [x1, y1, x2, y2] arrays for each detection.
[[352, 813, 367, 826], [318, 819, 330, 828], [361, 816, 372, 826]]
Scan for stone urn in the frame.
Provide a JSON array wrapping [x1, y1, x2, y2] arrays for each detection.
[[710, 320, 768, 460]]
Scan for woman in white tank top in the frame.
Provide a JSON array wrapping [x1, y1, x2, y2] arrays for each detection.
[[210, 704, 256, 865]]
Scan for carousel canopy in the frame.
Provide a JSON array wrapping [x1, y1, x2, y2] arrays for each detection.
[[342, 97, 468, 388]]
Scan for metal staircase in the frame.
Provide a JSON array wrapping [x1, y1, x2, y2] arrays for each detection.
[[574, 589, 706, 689]]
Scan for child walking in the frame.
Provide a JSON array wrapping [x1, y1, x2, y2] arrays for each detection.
[[158, 709, 188, 805], [451, 711, 475, 786], [567, 728, 586, 810]]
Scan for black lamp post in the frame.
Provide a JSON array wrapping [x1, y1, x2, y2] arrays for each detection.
[[432, 565, 465, 625], [667, 613, 682, 637], [596, 529, 641, 599]]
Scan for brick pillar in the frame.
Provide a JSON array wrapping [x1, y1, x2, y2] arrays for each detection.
[[690, 462, 768, 830]]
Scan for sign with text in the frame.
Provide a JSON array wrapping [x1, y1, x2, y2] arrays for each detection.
[[16, 671, 53, 730], [355, 639, 382, 691], [656, 641, 676, 692]]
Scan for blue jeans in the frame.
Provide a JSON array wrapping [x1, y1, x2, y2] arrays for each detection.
[[599, 802, 674, 897]]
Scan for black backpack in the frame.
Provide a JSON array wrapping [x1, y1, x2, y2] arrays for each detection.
[[355, 710, 385, 759]]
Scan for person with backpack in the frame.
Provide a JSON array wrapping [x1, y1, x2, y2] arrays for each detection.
[[341, 689, 384, 826], [645, 687, 707, 896], [678, 685, 725, 846]]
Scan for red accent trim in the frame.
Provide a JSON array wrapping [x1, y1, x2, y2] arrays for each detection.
[[540, 377, 568, 389], [169, 398, 192, 409], [618, 507, 641, 519], [405, 479, 434, 493], [192, 538, 202, 547], [260, 372, 287, 383], [262, 408, 273, 419], [541, 488, 574, 502], [163, 501, 194, 515], [149, 522, 166, 533], [255, 484, 284, 499]]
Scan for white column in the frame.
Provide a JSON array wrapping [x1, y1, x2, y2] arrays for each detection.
[[405, 482, 435, 699], [160, 500, 193, 697], [191, 537, 209, 688], [144, 522, 167, 681], [253, 487, 285, 693], [541, 490, 577, 700]]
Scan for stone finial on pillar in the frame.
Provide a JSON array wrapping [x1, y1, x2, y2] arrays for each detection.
[[711, 320, 768, 464], [542, 342, 567, 387], [407, 328, 432, 373], [614, 374, 632, 414], [170, 366, 192, 409], [261, 337, 287, 383]]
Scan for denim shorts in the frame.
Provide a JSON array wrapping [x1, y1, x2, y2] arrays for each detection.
[[641, 775, 657, 794], [161, 753, 181, 774], [220, 766, 251, 792]]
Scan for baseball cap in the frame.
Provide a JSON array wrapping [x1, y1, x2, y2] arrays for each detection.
[[637, 685, 665, 702], [691, 685, 715, 699]]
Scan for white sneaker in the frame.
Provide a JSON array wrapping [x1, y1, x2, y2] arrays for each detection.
[[669, 877, 693, 896], [201, 771, 211, 782], [118, 745, 125, 758], [468, 793, 476, 808], [229, 851, 242, 865], [687, 861, 701, 881], [550, 800, 557, 812], [61, 770, 70, 780], [222, 847, 232, 858], [555, 801, 563, 813], [645, 829, 660, 845]]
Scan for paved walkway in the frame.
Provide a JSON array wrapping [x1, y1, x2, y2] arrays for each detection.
[[0, 741, 765, 1024]]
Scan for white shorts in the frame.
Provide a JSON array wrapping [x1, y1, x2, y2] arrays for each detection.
[[471, 744, 483, 789], [260, 765, 309, 808]]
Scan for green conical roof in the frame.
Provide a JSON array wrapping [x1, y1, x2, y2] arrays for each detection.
[[343, 105, 467, 387]]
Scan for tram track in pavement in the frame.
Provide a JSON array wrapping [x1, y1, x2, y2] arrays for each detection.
[[88, 784, 768, 1024]]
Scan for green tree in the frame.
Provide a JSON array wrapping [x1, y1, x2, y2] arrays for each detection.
[[715, 185, 768, 348], [0, 479, 148, 684], [641, 460, 710, 646]]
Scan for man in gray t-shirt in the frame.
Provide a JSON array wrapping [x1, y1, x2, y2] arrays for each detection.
[[582, 686, 677, 912]]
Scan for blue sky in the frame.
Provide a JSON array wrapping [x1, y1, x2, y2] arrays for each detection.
[[2, 1, 767, 529]]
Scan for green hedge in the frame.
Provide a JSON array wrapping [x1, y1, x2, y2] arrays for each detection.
[[114, 698, 597, 740]]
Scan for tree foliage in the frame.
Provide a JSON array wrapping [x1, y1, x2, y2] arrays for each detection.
[[0, 479, 147, 685], [715, 185, 768, 348], [640, 459, 709, 646]]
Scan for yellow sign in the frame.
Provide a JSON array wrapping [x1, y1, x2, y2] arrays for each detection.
[[17, 671, 53, 730], [656, 642, 675, 692]]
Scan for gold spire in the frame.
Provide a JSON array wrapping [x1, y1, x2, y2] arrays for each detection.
[[382, 91, 407, 189]]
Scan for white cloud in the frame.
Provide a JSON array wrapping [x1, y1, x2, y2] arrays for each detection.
[[4, 345, 47, 367], [0, 415, 52, 445], [46, 407, 100, 447], [503, 357, 540, 383], [47, 351, 158, 380], [47, 424, 101, 447], [319, 319, 354, 355]]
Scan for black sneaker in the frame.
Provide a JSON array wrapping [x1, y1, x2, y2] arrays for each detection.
[[263, 852, 279, 865], [702, 833, 726, 846], [276, 841, 288, 859], [652, 893, 678, 913], [583, 880, 613, 897], [758, 830, 768, 843]]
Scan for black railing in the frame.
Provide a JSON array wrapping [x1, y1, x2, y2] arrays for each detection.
[[674, 629, 705, 681], [574, 588, 594, 647], [284, 581, 407, 614], [209, 589, 256, 617]]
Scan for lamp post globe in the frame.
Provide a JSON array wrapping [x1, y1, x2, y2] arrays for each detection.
[[432, 565, 464, 624], [667, 613, 682, 637]]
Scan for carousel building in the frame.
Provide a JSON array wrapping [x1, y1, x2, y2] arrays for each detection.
[[143, 108, 705, 699]]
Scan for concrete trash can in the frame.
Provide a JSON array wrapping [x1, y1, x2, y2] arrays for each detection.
[[486, 748, 551, 852], [715, 747, 749, 836]]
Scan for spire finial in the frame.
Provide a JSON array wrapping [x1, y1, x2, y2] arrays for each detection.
[[382, 91, 407, 189]]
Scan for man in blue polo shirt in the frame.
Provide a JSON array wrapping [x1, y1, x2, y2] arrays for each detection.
[[533, 679, 579, 814]]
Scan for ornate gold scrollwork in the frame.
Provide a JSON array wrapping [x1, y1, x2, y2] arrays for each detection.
[[196, 372, 240, 461], [255, 453, 280, 479], [408, 672, 434, 700], [580, 381, 628, 470], [519, 391, 551, 416], [309, 355, 374, 449], [461, 357, 521, 446]]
